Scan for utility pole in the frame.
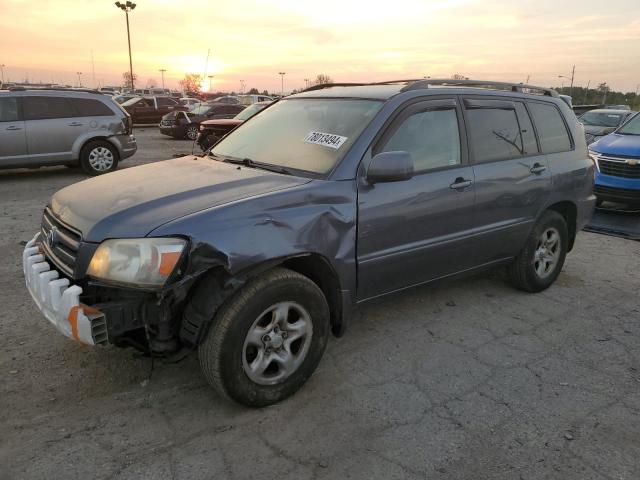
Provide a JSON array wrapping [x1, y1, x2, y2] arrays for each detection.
[[570, 65, 575, 98], [278, 72, 285, 96], [76, 72, 83, 87], [159, 68, 166, 90], [304, 78, 309, 89], [0, 64, 5, 86], [633, 83, 640, 110], [525, 75, 530, 84], [115, 2, 136, 92], [582, 80, 590, 105]]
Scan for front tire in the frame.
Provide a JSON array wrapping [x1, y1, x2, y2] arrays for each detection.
[[199, 268, 330, 407], [80, 140, 119, 176], [508, 210, 568, 293]]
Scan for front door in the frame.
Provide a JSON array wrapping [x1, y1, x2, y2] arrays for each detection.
[[357, 98, 477, 300], [0, 96, 28, 165]]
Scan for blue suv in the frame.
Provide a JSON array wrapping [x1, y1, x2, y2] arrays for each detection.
[[589, 113, 640, 205]]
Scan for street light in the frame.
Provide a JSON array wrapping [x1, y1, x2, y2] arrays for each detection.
[[208, 75, 214, 92], [278, 72, 285, 96], [0, 64, 5, 86], [76, 72, 82, 87], [558, 65, 575, 97], [158, 68, 166, 90], [115, 1, 136, 92]]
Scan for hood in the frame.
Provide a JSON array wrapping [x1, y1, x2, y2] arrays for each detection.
[[584, 125, 616, 136], [201, 119, 243, 127], [591, 133, 640, 157], [50, 156, 310, 242]]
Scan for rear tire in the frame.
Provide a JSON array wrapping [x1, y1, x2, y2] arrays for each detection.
[[80, 140, 119, 176], [198, 268, 330, 407], [508, 210, 568, 293]]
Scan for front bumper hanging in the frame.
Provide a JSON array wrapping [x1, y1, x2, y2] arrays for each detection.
[[23, 234, 107, 346]]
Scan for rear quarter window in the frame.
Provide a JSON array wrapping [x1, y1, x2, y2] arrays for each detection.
[[528, 102, 572, 154], [70, 98, 114, 116], [0, 97, 19, 122]]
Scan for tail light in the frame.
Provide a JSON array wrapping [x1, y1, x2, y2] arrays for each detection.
[[121, 116, 132, 135]]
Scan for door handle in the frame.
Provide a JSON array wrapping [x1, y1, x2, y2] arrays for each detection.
[[450, 178, 473, 190], [530, 163, 546, 174], [68, 122, 83, 127], [5, 126, 22, 131]]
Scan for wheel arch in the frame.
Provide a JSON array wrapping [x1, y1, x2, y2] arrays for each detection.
[[545, 201, 577, 251], [75, 136, 121, 162]]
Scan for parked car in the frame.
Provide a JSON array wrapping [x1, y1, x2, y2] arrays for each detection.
[[196, 101, 272, 150], [22, 79, 595, 407], [159, 103, 245, 140], [0, 87, 136, 175], [589, 112, 640, 205], [579, 109, 637, 145], [237, 94, 274, 105], [209, 95, 240, 105], [179, 97, 203, 109], [121, 96, 187, 124]]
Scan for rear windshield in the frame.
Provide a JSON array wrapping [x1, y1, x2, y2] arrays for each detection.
[[580, 111, 623, 127], [617, 114, 640, 135], [211, 98, 383, 174]]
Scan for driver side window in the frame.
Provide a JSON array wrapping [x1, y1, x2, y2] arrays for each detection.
[[380, 108, 461, 172]]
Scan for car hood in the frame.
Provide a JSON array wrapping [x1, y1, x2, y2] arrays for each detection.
[[50, 156, 310, 242], [200, 119, 243, 127], [591, 133, 640, 157]]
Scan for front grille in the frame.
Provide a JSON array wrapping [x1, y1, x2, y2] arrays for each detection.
[[595, 185, 640, 200], [40, 208, 81, 277], [599, 157, 640, 179]]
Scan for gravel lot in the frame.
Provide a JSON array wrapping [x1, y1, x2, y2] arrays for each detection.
[[1, 128, 639, 480]]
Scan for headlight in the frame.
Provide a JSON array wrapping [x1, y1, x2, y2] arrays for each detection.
[[588, 149, 601, 172], [87, 238, 186, 288]]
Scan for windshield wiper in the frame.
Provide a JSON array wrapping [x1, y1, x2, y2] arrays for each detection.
[[221, 156, 293, 175]]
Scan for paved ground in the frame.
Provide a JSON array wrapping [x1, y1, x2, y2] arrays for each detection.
[[1, 128, 639, 480]]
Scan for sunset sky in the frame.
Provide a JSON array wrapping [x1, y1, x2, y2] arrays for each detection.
[[1, 0, 639, 93]]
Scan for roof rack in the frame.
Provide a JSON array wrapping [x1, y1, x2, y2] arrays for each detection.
[[6, 86, 105, 94], [401, 79, 558, 97]]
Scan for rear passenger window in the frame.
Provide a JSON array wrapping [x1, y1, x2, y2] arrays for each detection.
[[0, 97, 19, 122], [380, 108, 461, 172], [466, 107, 522, 162], [70, 98, 114, 116], [23, 96, 74, 120], [528, 102, 572, 153]]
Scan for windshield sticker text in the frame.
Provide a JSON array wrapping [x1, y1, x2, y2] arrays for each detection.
[[303, 131, 348, 150]]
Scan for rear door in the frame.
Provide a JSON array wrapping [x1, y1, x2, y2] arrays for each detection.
[[23, 95, 77, 163], [463, 97, 551, 264], [0, 96, 28, 166], [357, 98, 477, 300]]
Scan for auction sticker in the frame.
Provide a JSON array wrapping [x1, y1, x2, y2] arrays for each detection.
[[303, 131, 348, 149]]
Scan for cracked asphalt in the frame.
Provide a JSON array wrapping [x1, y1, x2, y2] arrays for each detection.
[[1, 128, 639, 480]]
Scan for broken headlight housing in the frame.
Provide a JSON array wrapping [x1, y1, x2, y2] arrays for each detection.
[[87, 237, 186, 288]]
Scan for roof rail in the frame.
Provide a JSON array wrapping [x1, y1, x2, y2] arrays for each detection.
[[301, 79, 428, 93], [6, 86, 105, 94], [401, 79, 559, 97]]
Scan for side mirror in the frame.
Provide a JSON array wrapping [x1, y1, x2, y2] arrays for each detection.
[[367, 151, 414, 183]]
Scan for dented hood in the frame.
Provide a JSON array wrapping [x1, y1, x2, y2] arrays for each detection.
[[50, 156, 310, 242]]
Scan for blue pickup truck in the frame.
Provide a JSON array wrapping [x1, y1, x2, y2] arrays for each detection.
[[589, 113, 640, 205]]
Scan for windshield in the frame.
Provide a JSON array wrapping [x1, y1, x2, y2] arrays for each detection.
[[234, 103, 266, 121], [617, 113, 640, 135], [211, 98, 382, 174], [121, 97, 142, 107], [580, 112, 623, 127]]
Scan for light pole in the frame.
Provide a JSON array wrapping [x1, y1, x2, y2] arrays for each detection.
[[278, 72, 285, 96], [159, 68, 166, 90], [634, 83, 640, 110], [208, 75, 213, 92], [239, 79, 245, 94], [115, 1, 136, 92], [0, 64, 5, 86], [76, 72, 82, 87], [558, 65, 575, 97], [304, 78, 309, 89]]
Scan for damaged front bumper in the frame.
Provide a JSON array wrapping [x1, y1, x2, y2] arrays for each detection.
[[23, 234, 108, 346]]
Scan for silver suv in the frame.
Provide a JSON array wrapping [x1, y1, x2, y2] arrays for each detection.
[[0, 88, 136, 175]]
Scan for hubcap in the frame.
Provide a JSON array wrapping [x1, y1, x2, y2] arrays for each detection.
[[534, 227, 561, 279], [242, 302, 313, 386], [88, 147, 114, 171], [186, 126, 198, 140]]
